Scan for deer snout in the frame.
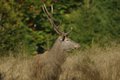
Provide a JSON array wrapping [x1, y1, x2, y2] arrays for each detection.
[[74, 44, 80, 49]]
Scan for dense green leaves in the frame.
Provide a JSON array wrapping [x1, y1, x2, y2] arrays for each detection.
[[0, 0, 120, 56], [63, 0, 120, 47]]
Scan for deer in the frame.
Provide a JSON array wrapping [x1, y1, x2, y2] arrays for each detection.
[[31, 4, 80, 80]]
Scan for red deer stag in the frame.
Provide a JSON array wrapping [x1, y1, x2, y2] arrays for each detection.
[[32, 4, 80, 80]]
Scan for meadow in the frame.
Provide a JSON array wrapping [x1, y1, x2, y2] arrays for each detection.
[[0, 1, 120, 80], [0, 43, 120, 80]]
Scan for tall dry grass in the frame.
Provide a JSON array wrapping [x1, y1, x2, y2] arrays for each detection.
[[0, 43, 120, 80], [59, 44, 120, 80], [0, 56, 32, 80]]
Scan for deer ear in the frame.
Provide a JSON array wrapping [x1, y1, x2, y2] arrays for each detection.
[[62, 36, 66, 41]]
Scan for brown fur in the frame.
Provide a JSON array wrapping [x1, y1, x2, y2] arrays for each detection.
[[31, 36, 80, 80]]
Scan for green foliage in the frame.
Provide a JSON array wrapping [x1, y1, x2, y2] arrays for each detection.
[[63, 0, 120, 47], [0, 0, 120, 56], [0, 1, 24, 55], [0, 0, 56, 56]]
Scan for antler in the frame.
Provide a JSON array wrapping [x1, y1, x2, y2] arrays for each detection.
[[42, 4, 65, 35]]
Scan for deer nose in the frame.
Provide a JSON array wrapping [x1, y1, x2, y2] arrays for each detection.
[[74, 44, 80, 49]]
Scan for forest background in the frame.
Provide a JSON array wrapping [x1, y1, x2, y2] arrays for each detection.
[[0, 0, 120, 56]]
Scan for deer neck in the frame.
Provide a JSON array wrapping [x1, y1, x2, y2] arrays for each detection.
[[51, 43, 63, 52], [50, 37, 65, 54], [47, 37, 66, 64]]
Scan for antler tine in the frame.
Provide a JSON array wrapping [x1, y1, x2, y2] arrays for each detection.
[[42, 4, 63, 35], [65, 27, 73, 36]]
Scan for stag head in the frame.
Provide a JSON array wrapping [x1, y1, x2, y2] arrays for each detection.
[[42, 4, 80, 51]]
